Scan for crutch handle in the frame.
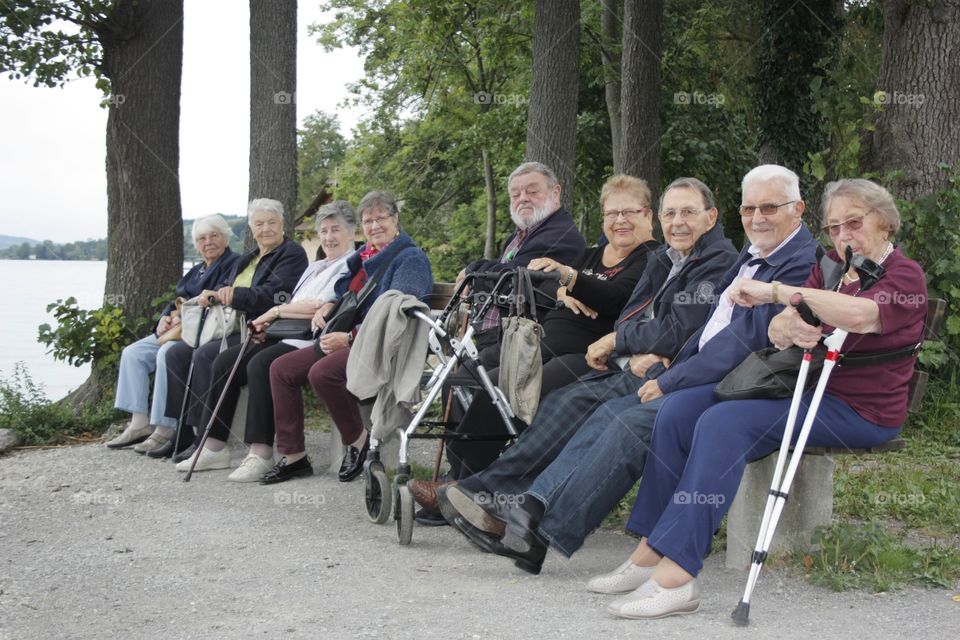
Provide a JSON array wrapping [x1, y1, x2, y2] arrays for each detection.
[[790, 293, 820, 327]]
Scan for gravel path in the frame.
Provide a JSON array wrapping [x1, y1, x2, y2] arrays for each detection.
[[1, 434, 957, 640]]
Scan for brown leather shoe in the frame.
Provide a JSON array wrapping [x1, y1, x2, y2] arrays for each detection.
[[408, 479, 454, 514]]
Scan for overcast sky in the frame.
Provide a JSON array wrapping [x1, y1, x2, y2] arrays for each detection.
[[0, 0, 366, 244]]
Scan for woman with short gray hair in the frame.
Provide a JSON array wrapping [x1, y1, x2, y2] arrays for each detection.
[[107, 214, 238, 450]]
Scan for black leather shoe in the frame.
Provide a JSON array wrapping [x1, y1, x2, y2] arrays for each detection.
[[260, 456, 313, 484], [145, 439, 175, 459], [454, 516, 546, 574], [414, 508, 448, 527], [172, 443, 197, 464], [502, 494, 546, 554], [338, 438, 369, 482]]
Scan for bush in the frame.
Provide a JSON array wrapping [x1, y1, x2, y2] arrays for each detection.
[[37, 297, 132, 369], [0, 363, 121, 445]]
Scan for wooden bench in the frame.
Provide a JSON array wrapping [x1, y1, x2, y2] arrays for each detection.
[[725, 297, 946, 568]]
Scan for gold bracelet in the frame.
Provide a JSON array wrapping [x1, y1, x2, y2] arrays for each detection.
[[771, 281, 782, 304], [275, 305, 281, 319]]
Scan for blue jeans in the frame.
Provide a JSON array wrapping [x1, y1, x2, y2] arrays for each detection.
[[527, 393, 667, 557], [114, 334, 178, 428], [627, 384, 901, 576]]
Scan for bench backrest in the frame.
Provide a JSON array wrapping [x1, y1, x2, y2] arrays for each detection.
[[906, 297, 946, 414]]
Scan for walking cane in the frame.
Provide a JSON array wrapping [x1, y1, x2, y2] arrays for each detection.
[[183, 322, 256, 482], [733, 257, 886, 626], [171, 300, 212, 460]]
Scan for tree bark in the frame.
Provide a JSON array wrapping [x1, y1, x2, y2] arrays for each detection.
[[482, 147, 498, 259], [100, 0, 184, 343], [525, 0, 580, 215], [601, 0, 622, 173], [249, 0, 298, 242], [866, 0, 960, 202], [620, 0, 663, 200]]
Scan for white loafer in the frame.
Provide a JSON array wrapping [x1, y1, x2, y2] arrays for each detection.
[[607, 578, 701, 619], [586, 560, 657, 594], [175, 446, 231, 472], [227, 453, 274, 482], [105, 424, 154, 449], [133, 431, 170, 454]]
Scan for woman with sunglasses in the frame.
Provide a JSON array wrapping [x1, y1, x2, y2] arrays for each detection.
[[589, 179, 926, 619]]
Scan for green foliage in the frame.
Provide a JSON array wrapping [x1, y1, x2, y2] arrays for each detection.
[[298, 110, 348, 212], [0, 362, 121, 445], [895, 164, 960, 371], [37, 297, 132, 369], [0, 238, 108, 260], [798, 522, 960, 591], [0, 0, 113, 89]]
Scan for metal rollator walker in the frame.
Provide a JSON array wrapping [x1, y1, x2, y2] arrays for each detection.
[[362, 268, 559, 545]]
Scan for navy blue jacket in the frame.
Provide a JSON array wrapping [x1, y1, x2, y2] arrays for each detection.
[[614, 223, 738, 365], [465, 208, 586, 275], [656, 224, 819, 394], [333, 230, 434, 328], [219, 237, 308, 318], [160, 248, 238, 319]]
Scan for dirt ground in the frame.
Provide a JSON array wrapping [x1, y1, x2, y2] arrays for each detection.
[[1, 433, 957, 640]]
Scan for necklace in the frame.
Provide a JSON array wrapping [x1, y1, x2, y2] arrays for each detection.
[[837, 242, 894, 291]]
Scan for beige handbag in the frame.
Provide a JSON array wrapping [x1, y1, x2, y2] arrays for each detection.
[[498, 268, 544, 424]]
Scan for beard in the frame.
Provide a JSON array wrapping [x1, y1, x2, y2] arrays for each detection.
[[510, 195, 558, 230]]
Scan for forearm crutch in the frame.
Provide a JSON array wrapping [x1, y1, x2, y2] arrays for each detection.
[[732, 323, 847, 625], [183, 323, 256, 482], [172, 304, 210, 461]]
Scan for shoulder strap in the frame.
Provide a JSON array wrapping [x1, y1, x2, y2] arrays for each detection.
[[838, 342, 922, 368], [355, 248, 403, 306]]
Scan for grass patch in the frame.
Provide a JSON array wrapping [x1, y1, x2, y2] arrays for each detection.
[[0, 363, 121, 446], [797, 522, 960, 592]]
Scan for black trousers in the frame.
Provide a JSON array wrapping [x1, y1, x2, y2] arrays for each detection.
[[445, 352, 594, 479], [192, 340, 298, 447]]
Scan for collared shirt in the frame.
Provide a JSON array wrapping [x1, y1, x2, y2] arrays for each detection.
[[481, 218, 549, 331], [697, 224, 803, 349]]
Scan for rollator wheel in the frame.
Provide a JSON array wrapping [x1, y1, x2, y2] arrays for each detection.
[[396, 484, 415, 545], [364, 464, 392, 524]]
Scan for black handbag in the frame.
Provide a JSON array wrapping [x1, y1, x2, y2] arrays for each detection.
[[314, 251, 401, 353], [715, 346, 825, 401], [264, 318, 314, 340]]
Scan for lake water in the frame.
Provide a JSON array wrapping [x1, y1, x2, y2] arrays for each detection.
[[0, 260, 108, 400]]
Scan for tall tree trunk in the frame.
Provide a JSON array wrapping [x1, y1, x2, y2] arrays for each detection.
[[86, 0, 183, 406], [620, 0, 663, 199], [866, 0, 960, 203], [601, 0, 622, 173], [482, 147, 498, 259], [525, 0, 580, 215], [249, 0, 298, 243]]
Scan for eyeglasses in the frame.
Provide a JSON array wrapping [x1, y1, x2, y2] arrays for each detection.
[[603, 208, 648, 220], [360, 215, 395, 228], [822, 215, 867, 237], [739, 201, 796, 217], [659, 208, 703, 222]]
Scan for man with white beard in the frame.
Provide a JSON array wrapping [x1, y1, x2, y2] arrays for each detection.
[[457, 161, 586, 352]]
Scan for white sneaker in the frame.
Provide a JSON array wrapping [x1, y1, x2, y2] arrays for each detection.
[[175, 446, 231, 472], [105, 424, 154, 449], [607, 578, 700, 619], [586, 560, 657, 594], [227, 453, 274, 482]]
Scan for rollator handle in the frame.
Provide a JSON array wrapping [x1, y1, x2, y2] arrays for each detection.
[[526, 270, 561, 285], [790, 293, 820, 327]]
